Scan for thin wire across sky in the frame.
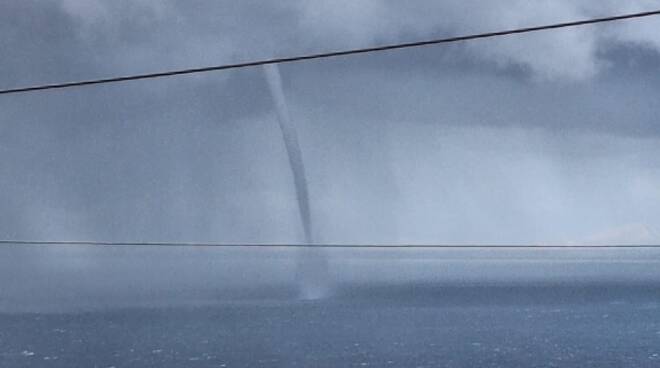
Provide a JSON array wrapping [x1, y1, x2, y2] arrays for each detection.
[[1, 240, 660, 248], [1, 9, 659, 96]]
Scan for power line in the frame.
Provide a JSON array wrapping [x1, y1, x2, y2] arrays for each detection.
[[1, 240, 659, 248], [2, 9, 660, 96]]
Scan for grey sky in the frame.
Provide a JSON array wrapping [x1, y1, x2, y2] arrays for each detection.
[[2, 0, 660, 245]]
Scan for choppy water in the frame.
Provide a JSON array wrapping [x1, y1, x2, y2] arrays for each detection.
[[2, 282, 660, 367]]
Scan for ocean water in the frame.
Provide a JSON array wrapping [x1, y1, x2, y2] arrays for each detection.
[[1, 247, 660, 367]]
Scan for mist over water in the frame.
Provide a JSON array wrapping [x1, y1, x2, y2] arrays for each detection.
[[263, 64, 330, 299]]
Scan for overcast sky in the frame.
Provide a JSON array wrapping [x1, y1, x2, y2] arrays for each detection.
[[2, 0, 660, 245]]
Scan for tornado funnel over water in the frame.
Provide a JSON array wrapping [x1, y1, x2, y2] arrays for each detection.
[[263, 64, 312, 243], [263, 64, 330, 299]]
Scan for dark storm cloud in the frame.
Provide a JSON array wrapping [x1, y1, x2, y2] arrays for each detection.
[[288, 46, 660, 137]]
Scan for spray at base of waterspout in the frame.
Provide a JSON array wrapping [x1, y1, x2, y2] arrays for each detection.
[[295, 247, 332, 300]]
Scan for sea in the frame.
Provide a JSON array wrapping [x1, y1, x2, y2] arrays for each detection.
[[1, 246, 659, 367]]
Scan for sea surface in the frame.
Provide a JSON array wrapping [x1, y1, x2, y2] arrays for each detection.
[[1, 247, 660, 367]]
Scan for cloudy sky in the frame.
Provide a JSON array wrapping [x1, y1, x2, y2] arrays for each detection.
[[2, 0, 660, 245]]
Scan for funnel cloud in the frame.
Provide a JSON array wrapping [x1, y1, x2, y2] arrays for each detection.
[[263, 64, 313, 243]]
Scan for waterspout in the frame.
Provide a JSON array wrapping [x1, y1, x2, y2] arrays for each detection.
[[263, 64, 330, 299]]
